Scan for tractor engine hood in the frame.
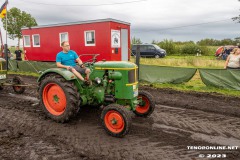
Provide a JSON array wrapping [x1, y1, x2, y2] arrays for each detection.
[[94, 61, 138, 70]]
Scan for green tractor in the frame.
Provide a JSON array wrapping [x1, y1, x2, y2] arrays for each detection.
[[0, 58, 26, 93], [38, 55, 155, 137]]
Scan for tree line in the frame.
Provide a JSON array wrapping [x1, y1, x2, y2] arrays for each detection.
[[131, 37, 240, 55], [132, 37, 240, 46]]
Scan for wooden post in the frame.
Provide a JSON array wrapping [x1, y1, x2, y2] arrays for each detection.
[[135, 45, 140, 80]]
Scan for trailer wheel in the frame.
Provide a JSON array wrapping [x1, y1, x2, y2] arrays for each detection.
[[12, 76, 26, 94], [39, 74, 80, 123], [134, 90, 155, 117], [101, 104, 132, 138]]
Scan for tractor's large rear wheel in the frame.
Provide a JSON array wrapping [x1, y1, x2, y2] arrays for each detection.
[[12, 76, 26, 94], [134, 90, 155, 117], [101, 104, 132, 137], [39, 74, 80, 123]]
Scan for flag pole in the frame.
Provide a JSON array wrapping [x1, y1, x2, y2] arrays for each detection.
[[5, 1, 7, 45], [4, 0, 8, 70], [0, 27, 3, 57]]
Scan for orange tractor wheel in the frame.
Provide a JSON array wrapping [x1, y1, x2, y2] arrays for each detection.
[[134, 91, 155, 117], [101, 104, 132, 138], [39, 74, 80, 123]]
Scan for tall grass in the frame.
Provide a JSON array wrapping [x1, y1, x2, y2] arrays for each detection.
[[156, 40, 219, 56], [131, 56, 225, 69]]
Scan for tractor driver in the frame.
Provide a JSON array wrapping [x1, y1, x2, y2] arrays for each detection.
[[56, 41, 91, 83]]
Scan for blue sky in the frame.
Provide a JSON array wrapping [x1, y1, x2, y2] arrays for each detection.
[[0, 0, 240, 45]]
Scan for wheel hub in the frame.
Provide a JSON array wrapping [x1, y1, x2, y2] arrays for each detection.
[[111, 118, 118, 125], [139, 99, 146, 106], [136, 96, 150, 114], [53, 94, 60, 103]]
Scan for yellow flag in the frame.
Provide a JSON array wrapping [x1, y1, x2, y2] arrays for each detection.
[[0, 0, 8, 18]]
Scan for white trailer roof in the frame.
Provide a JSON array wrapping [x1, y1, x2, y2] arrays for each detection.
[[22, 18, 130, 30]]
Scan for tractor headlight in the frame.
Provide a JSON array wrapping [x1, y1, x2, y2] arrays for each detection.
[[95, 77, 101, 84], [0, 74, 6, 80]]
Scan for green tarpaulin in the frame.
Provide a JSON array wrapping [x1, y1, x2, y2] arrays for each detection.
[[139, 65, 197, 84], [199, 69, 240, 90], [9, 60, 56, 73], [8, 60, 18, 71]]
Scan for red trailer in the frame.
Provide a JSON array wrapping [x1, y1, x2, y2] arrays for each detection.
[[21, 18, 131, 62]]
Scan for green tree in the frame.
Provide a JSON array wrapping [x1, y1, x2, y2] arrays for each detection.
[[158, 39, 176, 55], [197, 38, 236, 46], [1, 7, 37, 46], [151, 40, 159, 44], [233, 0, 240, 22], [131, 36, 142, 45], [197, 38, 217, 46]]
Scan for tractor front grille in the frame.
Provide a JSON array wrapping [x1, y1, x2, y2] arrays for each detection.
[[128, 68, 138, 83]]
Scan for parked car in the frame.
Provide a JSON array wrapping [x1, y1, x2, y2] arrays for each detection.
[[131, 44, 166, 58]]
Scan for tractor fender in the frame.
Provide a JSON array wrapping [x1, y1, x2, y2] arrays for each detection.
[[37, 68, 77, 82]]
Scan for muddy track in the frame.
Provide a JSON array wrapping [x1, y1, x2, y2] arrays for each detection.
[[0, 75, 239, 159], [141, 86, 240, 118]]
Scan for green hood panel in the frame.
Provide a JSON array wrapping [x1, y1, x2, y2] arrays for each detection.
[[94, 61, 137, 70], [37, 68, 77, 82]]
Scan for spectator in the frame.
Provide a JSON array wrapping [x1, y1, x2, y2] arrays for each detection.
[[225, 47, 231, 55], [224, 48, 240, 69], [2, 48, 11, 59], [222, 47, 231, 60], [196, 48, 201, 56], [14, 46, 22, 61]]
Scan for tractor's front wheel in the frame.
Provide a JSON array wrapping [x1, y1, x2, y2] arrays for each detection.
[[134, 90, 155, 117], [101, 104, 132, 138], [39, 74, 80, 123], [12, 76, 26, 94]]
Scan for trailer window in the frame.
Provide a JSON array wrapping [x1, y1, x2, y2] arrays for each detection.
[[84, 31, 95, 46], [23, 35, 31, 47], [32, 34, 40, 47], [59, 32, 69, 46]]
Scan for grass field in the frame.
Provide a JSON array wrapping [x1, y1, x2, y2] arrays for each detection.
[[131, 55, 225, 69]]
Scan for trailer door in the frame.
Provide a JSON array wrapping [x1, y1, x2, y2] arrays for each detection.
[[121, 29, 128, 61]]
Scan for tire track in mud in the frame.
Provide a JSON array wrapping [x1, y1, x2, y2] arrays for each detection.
[[141, 86, 240, 118], [153, 105, 240, 140], [0, 92, 240, 159], [0, 96, 87, 160], [0, 107, 196, 160], [0, 93, 208, 160], [133, 105, 240, 159], [0, 126, 86, 160]]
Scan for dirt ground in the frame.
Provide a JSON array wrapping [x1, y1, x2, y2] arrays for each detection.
[[0, 75, 240, 160]]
